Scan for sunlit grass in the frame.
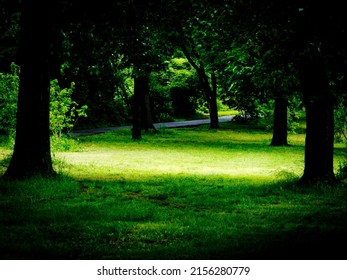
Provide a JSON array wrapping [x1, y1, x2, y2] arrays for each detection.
[[0, 123, 346, 259], [54, 124, 304, 180], [53, 123, 344, 181]]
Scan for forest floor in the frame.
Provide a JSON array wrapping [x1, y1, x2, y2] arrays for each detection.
[[0, 121, 346, 260]]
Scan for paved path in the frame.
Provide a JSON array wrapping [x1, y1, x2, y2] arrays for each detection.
[[71, 115, 235, 137]]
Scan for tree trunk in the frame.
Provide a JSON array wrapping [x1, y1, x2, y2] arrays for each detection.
[[181, 44, 219, 129], [298, 49, 336, 184], [4, 1, 55, 179], [139, 75, 157, 133], [295, 3, 337, 184], [209, 72, 220, 129], [270, 97, 288, 146], [132, 74, 156, 140], [132, 76, 143, 140]]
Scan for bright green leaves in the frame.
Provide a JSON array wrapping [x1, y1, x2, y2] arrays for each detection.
[[49, 79, 88, 137], [0, 65, 87, 139], [0, 63, 19, 136]]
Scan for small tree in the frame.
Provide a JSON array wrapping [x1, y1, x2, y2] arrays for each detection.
[[50, 79, 87, 137]]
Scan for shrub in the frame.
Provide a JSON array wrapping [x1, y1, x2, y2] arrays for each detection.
[[334, 98, 347, 144], [0, 64, 88, 140], [0, 63, 19, 136], [50, 79, 87, 137]]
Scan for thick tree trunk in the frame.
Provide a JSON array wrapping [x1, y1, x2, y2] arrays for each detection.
[[4, 1, 55, 179], [132, 73, 157, 139], [298, 50, 336, 184], [295, 3, 337, 184], [270, 97, 288, 146], [139, 75, 157, 133]]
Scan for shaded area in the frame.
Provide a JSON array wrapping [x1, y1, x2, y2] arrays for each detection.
[[0, 174, 346, 260]]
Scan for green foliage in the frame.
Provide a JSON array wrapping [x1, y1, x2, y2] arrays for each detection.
[[329, 71, 347, 144], [0, 65, 87, 141], [149, 71, 173, 122], [251, 97, 305, 133], [50, 79, 88, 137], [167, 57, 195, 88], [50, 135, 81, 152], [0, 63, 19, 136], [334, 96, 347, 144], [112, 60, 134, 125], [150, 56, 205, 121], [337, 161, 347, 182]]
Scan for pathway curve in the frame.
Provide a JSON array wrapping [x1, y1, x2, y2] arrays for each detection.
[[70, 115, 235, 137]]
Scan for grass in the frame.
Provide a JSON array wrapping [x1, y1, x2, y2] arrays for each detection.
[[0, 122, 346, 260]]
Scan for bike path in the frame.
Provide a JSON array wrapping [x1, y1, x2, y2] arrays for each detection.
[[71, 115, 235, 137]]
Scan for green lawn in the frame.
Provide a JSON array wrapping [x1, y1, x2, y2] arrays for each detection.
[[0, 122, 346, 260]]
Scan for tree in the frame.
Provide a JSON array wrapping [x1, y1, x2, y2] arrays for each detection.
[[216, 0, 302, 146], [156, 0, 227, 129], [295, 2, 346, 183], [152, 56, 202, 120], [132, 72, 157, 139], [271, 97, 289, 146], [298, 46, 335, 183], [122, 0, 171, 139], [4, 0, 56, 178], [180, 42, 219, 129], [176, 2, 223, 129]]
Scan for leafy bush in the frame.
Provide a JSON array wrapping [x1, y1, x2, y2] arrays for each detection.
[[0, 65, 87, 140], [150, 57, 205, 121], [334, 97, 347, 144], [0, 63, 19, 136], [50, 79, 87, 137]]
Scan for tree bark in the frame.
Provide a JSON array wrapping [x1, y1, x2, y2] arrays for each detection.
[[270, 97, 288, 146], [209, 72, 220, 129], [139, 75, 157, 133], [294, 4, 337, 184], [4, 1, 55, 179], [132, 73, 157, 139], [132, 76, 143, 140], [298, 49, 336, 184]]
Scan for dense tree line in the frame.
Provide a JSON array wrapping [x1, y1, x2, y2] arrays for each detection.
[[0, 0, 346, 183]]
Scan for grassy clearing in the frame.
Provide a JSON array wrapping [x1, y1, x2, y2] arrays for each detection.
[[0, 122, 346, 260]]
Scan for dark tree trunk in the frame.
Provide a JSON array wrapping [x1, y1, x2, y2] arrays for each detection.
[[294, 3, 337, 184], [270, 97, 288, 146], [132, 76, 143, 140], [139, 75, 157, 133], [298, 49, 336, 184], [132, 73, 157, 140], [209, 72, 219, 129], [200, 74, 219, 129], [4, 1, 55, 179], [181, 44, 219, 129]]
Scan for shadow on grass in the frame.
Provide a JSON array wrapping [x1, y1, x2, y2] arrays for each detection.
[[1, 173, 346, 260]]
